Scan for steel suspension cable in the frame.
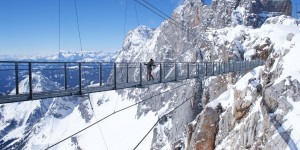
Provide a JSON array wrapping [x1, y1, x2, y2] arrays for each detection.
[[58, 0, 61, 59], [15, 100, 34, 150], [134, 1, 140, 26], [80, 63, 109, 149], [47, 103, 55, 148], [73, 0, 109, 147], [133, 94, 195, 149], [134, 0, 173, 25], [46, 80, 194, 149], [134, 0, 201, 39], [73, 0, 83, 54], [123, 0, 128, 40], [87, 94, 109, 150], [140, 0, 179, 26], [134, 0, 183, 29]]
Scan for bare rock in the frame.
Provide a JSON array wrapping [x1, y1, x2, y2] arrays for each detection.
[[286, 33, 295, 41], [188, 106, 221, 150], [233, 87, 255, 120]]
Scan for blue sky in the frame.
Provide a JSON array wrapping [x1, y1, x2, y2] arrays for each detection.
[[0, 0, 298, 56], [0, 0, 196, 55]]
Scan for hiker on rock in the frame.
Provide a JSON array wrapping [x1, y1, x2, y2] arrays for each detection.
[[144, 59, 156, 81]]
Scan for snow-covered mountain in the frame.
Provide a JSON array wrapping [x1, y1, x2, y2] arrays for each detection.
[[1, 0, 300, 150], [0, 50, 117, 62], [0, 51, 117, 96]]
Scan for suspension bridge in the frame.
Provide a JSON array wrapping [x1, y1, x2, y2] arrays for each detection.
[[0, 59, 264, 104]]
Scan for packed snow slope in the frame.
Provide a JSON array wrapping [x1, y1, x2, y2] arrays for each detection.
[[0, 0, 299, 150]]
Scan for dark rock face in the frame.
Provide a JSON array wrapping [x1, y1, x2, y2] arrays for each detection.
[[260, 0, 292, 15]]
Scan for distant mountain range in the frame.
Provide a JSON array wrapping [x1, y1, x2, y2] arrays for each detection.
[[0, 51, 117, 96], [0, 50, 117, 62]]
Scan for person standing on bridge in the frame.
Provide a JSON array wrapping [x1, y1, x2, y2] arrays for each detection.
[[144, 59, 156, 81]]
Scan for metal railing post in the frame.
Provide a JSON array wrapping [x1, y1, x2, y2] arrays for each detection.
[[175, 63, 177, 81], [197, 63, 200, 78], [64, 63, 67, 90], [241, 61, 243, 71], [99, 63, 102, 86], [212, 63, 215, 75], [187, 63, 190, 79], [234, 62, 236, 72], [227, 62, 229, 73], [15, 63, 19, 95], [233, 62, 235, 72], [114, 63, 117, 89], [79, 63, 82, 95], [205, 62, 208, 76], [29, 63, 33, 100], [218, 62, 221, 74], [163, 63, 165, 79], [126, 63, 129, 83], [159, 63, 162, 83], [139, 63, 142, 86]]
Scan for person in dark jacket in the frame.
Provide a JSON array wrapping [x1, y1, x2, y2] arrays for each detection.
[[144, 59, 156, 81]]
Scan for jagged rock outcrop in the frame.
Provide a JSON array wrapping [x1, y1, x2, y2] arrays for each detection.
[[187, 105, 222, 150]]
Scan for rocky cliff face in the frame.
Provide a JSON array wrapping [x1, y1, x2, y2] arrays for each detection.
[[187, 15, 300, 150], [114, 0, 296, 149]]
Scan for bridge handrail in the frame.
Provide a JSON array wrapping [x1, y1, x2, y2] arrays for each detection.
[[0, 59, 264, 103]]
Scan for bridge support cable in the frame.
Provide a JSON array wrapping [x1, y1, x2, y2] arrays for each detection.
[[81, 62, 110, 149], [123, 0, 128, 39], [87, 94, 109, 150], [135, 0, 184, 30], [134, 0, 203, 39], [14, 99, 34, 150], [58, 0, 61, 58], [73, 0, 83, 54], [46, 80, 193, 149], [47, 104, 55, 149], [133, 94, 195, 150], [134, 0, 140, 25]]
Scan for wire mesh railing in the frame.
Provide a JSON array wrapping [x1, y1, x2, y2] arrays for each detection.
[[0, 59, 264, 103]]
